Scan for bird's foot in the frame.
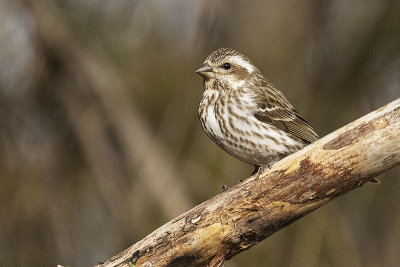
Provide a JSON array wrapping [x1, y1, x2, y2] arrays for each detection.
[[255, 165, 265, 181], [253, 155, 285, 180]]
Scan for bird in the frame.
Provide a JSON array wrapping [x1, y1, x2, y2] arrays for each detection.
[[196, 48, 319, 177]]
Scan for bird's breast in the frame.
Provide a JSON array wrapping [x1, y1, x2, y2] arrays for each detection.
[[199, 91, 225, 145], [199, 89, 306, 165]]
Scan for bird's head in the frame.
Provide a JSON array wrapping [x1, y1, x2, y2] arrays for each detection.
[[196, 48, 261, 91]]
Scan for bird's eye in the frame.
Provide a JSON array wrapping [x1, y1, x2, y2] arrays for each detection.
[[222, 63, 231, 70]]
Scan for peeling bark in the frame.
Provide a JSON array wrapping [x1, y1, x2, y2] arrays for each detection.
[[96, 100, 400, 267]]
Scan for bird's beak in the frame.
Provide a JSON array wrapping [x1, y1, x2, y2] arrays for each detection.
[[196, 63, 215, 79]]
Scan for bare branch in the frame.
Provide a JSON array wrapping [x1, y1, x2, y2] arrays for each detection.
[[97, 98, 400, 267]]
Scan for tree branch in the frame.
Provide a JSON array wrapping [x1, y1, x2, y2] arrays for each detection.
[[97, 98, 400, 267]]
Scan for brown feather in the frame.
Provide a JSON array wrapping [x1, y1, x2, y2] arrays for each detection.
[[197, 47, 319, 167], [253, 83, 319, 143]]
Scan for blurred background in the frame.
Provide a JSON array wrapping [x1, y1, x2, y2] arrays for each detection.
[[1, 0, 399, 266]]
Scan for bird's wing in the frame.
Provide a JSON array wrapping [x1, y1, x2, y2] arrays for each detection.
[[252, 84, 319, 143]]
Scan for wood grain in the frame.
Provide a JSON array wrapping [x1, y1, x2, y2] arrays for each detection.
[[97, 99, 400, 267]]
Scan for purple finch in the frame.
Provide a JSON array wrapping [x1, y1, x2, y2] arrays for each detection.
[[196, 48, 318, 175]]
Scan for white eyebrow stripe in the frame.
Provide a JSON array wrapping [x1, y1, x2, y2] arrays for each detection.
[[230, 56, 255, 73]]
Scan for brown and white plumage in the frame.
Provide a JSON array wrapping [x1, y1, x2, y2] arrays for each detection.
[[196, 48, 318, 169]]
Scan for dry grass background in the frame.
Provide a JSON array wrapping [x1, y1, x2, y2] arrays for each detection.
[[0, 0, 399, 266]]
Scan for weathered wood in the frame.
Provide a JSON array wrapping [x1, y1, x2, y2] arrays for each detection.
[[97, 99, 400, 267]]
